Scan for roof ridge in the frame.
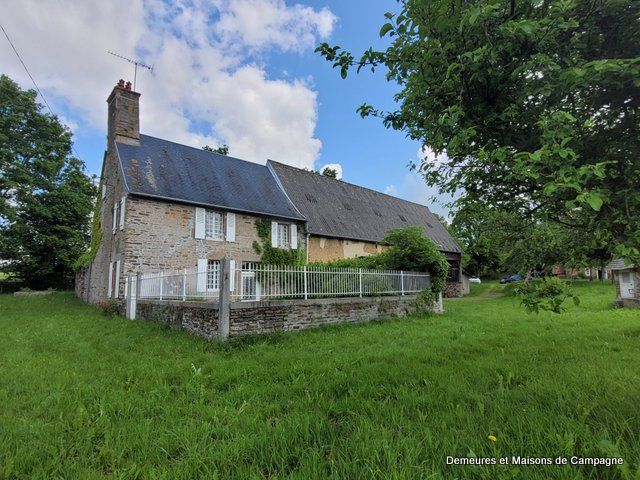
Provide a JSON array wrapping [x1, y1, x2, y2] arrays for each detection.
[[268, 160, 440, 212]]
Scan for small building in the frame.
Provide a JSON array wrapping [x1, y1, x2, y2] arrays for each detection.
[[608, 259, 639, 307]]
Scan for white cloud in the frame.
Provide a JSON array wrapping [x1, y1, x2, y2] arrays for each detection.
[[215, 0, 337, 52], [0, 0, 334, 169], [319, 163, 343, 179]]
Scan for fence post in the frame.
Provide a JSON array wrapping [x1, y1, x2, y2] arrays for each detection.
[[359, 268, 363, 297], [136, 271, 142, 300], [218, 256, 231, 341], [401, 271, 405, 296], [304, 265, 308, 300], [125, 275, 133, 319], [182, 268, 187, 301], [159, 271, 164, 300]]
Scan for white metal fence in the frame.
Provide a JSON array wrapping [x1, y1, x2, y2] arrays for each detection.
[[130, 263, 430, 302]]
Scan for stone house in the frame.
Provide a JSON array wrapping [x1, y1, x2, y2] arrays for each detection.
[[77, 81, 463, 303]]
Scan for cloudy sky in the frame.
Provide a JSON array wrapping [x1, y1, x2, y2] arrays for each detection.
[[0, 0, 452, 217]]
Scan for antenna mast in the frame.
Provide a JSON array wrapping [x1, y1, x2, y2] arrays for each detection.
[[107, 51, 153, 90]]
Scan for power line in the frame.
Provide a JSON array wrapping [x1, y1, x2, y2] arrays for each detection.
[[0, 22, 82, 160]]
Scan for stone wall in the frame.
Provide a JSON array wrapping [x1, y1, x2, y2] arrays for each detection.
[[136, 295, 424, 340], [136, 300, 220, 339], [230, 295, 420, 337]]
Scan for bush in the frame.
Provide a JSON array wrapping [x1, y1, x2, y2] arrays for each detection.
[[514, 277, 580, 314], [97, 299, 119, 317], [313, 226, 449, 308]]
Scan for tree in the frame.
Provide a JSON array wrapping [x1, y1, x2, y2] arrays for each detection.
[[203, 144, 230, 155], [321, 167, 338, 178], [317, 0, 640, 262], [0, 75, 95, 289], [450, 205, 503, 277]]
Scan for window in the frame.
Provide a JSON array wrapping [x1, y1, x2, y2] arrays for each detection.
[[277, 223, 290, 248], [205, 210, 223, 240], [207, 260, 220, 291]]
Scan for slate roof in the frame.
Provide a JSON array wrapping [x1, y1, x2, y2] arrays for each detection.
[[269, 161, 463, 253], [115, 135, 304, 221], [607, 259, 636, 270]]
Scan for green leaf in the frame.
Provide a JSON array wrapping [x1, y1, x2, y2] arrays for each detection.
[[379, 23, 394, 37], [586, 193, 603, 211]]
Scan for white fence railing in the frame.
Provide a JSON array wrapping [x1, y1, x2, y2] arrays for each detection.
[[130, 263, 430, 302]]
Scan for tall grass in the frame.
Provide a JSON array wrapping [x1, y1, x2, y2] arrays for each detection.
[[0, 281, 638, 479]]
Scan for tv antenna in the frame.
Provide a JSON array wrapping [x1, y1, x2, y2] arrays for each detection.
[[107, 51, 153, 90]]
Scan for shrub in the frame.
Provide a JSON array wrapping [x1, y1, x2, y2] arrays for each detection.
[[97, 299, 119, 317], [514, 277, 580, 314], [313, 226, 449, 308]]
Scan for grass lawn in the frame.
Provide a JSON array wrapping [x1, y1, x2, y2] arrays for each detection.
[[1, 281, 638, 479]]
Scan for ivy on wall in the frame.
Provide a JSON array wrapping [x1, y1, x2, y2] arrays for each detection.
[[75, 182, 103, 269], [253, 218, 305, 266]]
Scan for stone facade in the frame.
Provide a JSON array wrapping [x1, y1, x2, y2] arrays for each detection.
[[308, 235, 386, 262], [136, 295, 424, 340]]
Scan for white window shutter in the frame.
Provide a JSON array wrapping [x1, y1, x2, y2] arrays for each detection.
[[197, 259, 207, 292], [102, 184, 106, 199], [271, 221, 278, 247], [107, 262, 113, 297], [226, 213, 236, 242], [290, 224, 298, 249], [229, 260, 236, 292], [112, 203, 118, 234], [119, 196, 126, 230], [114, 261, 121, 298], [195, 207, 205, 239]]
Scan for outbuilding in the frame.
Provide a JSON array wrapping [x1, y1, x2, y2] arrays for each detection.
[[609, 259, 639, 307]]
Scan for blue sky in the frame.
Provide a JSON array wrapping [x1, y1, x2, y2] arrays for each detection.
[[0, 0, 451, 217]]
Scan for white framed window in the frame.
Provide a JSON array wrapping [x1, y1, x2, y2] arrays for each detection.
[[207, 260, 220, 291], [270, 221, 298, 249], [205, 210, 223, 240], [277, 223, 290, 248]]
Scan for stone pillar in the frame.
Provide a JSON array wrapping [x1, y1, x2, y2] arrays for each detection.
[[218, 257, 231, 340]]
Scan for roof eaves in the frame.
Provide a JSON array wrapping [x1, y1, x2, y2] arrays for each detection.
[[128, 191, 306, 222], [306, 230, 462, 254]]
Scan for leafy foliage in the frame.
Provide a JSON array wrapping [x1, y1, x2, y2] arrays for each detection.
[[314, 226, 449, 306], [253, 218, 305, 266], [317, 0, 640, 263], [514, 277, 580, 314], [0, 75, 95, 289], [202, 144, 230, 155], [321, 167, 338, 178]]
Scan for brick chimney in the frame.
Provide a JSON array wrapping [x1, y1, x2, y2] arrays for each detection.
[[106, 79, 140, 148]]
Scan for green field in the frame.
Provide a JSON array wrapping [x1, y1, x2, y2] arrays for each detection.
[[1, 282, 638, 479]]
